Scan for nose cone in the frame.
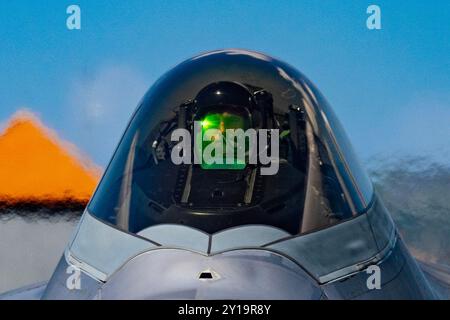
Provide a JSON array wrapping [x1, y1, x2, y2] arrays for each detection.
[[98, 249, 323, 300]]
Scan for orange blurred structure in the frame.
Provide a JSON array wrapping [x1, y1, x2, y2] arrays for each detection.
[[0, 111, 101, 208]]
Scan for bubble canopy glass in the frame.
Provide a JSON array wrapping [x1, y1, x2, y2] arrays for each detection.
[[88, 50, 373, 235]]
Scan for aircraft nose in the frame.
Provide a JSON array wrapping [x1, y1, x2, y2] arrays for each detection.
[[98, 248, 323, 299]]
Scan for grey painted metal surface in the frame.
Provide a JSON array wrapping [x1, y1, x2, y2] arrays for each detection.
[[42, 256, 102, 300], [67, 195, 396, 285], [138, 224, 209, 253], [366, 199, 395, 252], [0, 282, 47, 300], [98, 249, 323, 300], [267, 197, 396, 283], [137, 224, 291, 254], [268, 214, 378, 283], [351, 240, 437, 300], [3, 235, 445, 300], [68, 213, 157, 280], [211, 225, 290, 253]]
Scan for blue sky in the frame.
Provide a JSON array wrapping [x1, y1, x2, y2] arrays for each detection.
[[0, 0, 449, 166]]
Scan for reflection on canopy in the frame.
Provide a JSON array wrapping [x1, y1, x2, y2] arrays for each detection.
[[88, 50, 373, 236]]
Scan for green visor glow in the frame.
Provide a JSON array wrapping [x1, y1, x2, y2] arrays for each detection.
[[195, 110, 251, 170]]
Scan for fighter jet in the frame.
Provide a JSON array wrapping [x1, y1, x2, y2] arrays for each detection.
[[2, 49, 449, 299]]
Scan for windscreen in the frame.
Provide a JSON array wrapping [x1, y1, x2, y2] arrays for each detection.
[[88, 84, 353, 235]]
